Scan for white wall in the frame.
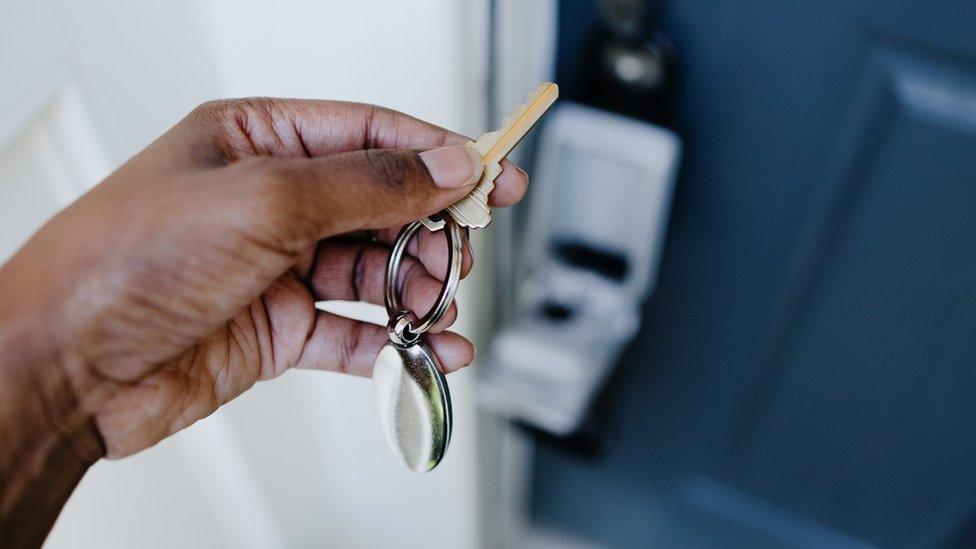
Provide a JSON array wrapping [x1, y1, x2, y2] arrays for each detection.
[[0, 1, 489, 547]]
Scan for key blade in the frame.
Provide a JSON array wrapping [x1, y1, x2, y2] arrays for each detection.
[[472, 82, 559, 165], [429, 82, 558, 230]]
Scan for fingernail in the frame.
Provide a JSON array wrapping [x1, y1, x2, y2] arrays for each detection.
[[420, 145, 483, 189], [514, 165, 529, 184]]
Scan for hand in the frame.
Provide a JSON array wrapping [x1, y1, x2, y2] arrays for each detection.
[[0, 98, 527, 462]]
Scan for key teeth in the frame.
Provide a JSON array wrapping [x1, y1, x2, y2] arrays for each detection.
[[477, 130, 501, 145], [500, 83, 554, 128], [444, 83, 555, 230], [447, 207, 491, 229]]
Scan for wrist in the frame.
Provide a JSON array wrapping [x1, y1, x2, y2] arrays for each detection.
[[0, 266, 103, 546]]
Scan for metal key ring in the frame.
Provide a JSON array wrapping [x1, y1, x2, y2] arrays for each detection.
[[385, 214, 463, 345]]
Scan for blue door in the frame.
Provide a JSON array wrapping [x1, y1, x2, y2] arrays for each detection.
[[532, 2, 976, 547]]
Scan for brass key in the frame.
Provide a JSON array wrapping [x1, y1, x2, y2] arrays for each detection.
[[422, 82, 559, 230]]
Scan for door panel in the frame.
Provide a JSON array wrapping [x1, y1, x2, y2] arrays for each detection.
[[0, 129, 65, 259], [0, 2, 67, 129], [532, 1, 976, 547], [741, 43, 976, 547]]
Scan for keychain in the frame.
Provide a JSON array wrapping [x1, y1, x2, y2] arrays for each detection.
[[372, 215, 462, 473], [373, 83, 558, 472]]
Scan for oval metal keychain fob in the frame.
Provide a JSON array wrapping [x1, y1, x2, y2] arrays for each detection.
[[373, 216, 462, 472]]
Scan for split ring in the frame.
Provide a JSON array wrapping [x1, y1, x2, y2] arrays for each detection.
[[385, 214, 463, 342]]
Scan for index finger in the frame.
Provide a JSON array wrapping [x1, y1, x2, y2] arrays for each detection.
[[197, 98, 528, 206]]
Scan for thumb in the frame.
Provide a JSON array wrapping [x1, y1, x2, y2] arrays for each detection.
[[228, 145, 482, 250]]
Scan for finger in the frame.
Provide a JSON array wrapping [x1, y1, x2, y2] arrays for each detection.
[[372, 226, 474, 280], [294, 311, 474, 376], [307, 239, 458, 332], [195, 98, 530, 207], [196, 98, 467, 157], [490, 159, 529, 207], [427, 331, 476, 373], [223, 145, 483, 252]]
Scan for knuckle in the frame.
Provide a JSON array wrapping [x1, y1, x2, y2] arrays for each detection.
[[192, 97, 274, 118], [339, 321, 366, 374], [360, 102, 382, 125], [188, 98, 278, 130], [189, 99, 224, 119], [361, 103, 401, 146], [362, 102, 381, 126], [349, 242, 371, 301], [189, 99, 239, 123]]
